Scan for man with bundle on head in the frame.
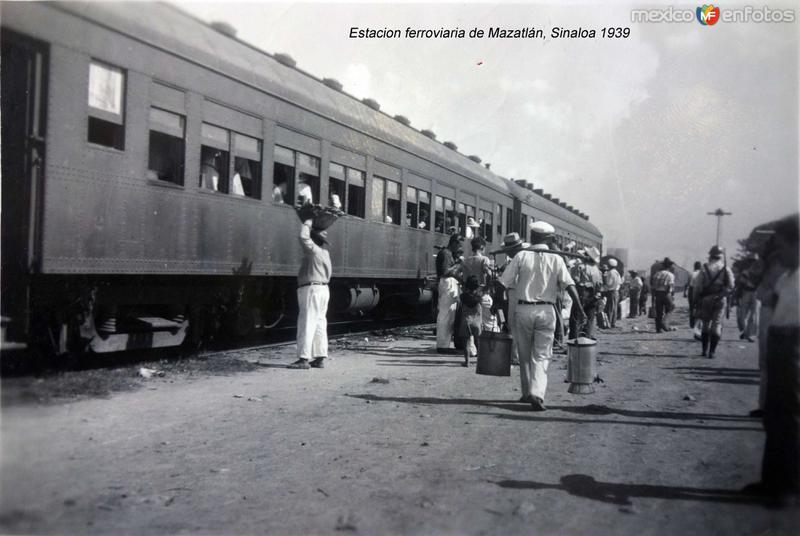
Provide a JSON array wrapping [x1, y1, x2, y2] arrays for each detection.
[[436, 233, 464, 353], [692, 246, 735, 358], [288, 218, 332, 369], [499, 221, 586, 411]]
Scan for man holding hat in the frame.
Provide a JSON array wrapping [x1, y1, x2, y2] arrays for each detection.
[[500, 221, 586, 411], [436, 234, 464, 353], [288, 219, 332, 369], [692, 246, 735, 358], [652, 258, 677, 333]]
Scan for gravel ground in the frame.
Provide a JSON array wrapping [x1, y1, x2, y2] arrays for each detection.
[[1, 298, 797, 534]]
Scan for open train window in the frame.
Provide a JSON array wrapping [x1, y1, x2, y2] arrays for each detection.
[[297, 153, 320, 205], [457, 203, 466, 235], [147, 108, 184, 185], [232, 133, 261, 198], [371, 176, 386, 222], [407, 186, 430, 230], [329, 163, 346, 210], [200, 123, 229, 193], [87, 60, 126, 150], [435, 196, 455, 234], [346, 168, 365, 218], [273, 145, 294, 204], [386, 179, 400, 225], [480, 209, 493, 243]]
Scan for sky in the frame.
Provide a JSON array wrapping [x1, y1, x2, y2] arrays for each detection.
[[179, 0, 798, 269]]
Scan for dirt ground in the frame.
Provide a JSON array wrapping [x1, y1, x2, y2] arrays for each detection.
[[1, 297, 798, 535]]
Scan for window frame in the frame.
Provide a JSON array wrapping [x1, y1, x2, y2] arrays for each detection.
[[87, 59, 127, 151], [147, 106, 186, 186]]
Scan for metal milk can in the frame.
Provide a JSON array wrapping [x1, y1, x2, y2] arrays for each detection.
[[566, 336, 597, 394]]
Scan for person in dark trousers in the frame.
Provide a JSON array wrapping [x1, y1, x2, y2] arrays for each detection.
[[692, 246, 735, 358], [288, 219, 332, 369], [628, 271, 643, 318], [652, 258, 676, 333], [458, 276, 484, 367], [745, 215, 799, 508], [686, 261, 702, 328]]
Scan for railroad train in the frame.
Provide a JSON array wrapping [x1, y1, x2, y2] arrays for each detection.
[[1, 2, 602, 357]]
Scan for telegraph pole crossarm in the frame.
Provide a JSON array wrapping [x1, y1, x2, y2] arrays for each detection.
[[707, 208, 732, 246]]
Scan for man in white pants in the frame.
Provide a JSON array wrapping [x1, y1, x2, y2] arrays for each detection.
[[288, 219, 332, 369], [500, 221, 585, 411]]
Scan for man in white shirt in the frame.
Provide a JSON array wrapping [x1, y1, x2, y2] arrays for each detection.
[[499, 221, 586, 411]]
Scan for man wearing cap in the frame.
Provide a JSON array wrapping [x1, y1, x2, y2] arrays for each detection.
[[288, 219, 332, 369], [497, 232, 530, 365], [500, 221, 586, 411], [603, 259, 622, 328], [692, 246, 735, 358], [436, 234, 464, 353], [652, 258, 677, 333]]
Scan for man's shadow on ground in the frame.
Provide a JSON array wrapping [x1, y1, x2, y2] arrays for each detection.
[[495, 474, 763, 506]]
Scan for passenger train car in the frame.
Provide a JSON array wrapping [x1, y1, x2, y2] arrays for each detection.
[[1, 2, 602, 356]]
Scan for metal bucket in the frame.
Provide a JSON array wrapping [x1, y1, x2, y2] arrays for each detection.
[[567, 336, 597, 394], [476, 332, 512, 376]]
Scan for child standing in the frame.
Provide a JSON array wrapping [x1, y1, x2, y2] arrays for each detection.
[[459, 276, 485, 367]]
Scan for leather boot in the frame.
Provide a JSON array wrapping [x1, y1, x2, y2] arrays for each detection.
[[709, 334, 720, 359], [701, 332, 709, 356]]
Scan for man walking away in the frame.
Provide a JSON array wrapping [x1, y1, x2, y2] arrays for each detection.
[[628, 271, 643, 318], [500, 221, 586, 411], [436, 234, 464, 353], [653, 258, 677, 333], [692, 246, 735, 358], [289, 219, 332, 369], [497, 233, 529, 366], [570, 248, 602, 339]]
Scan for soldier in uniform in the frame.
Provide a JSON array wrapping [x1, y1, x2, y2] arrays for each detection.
[[499, 221, 586, 411]]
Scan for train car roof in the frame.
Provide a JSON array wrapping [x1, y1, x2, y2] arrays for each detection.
[[49, 1, 601, 238]]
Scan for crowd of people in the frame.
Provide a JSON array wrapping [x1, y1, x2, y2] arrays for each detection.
[[287, 206, 799, 507]]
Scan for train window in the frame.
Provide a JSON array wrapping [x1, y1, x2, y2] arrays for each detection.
[[232, 133, 262, 198], [87, 60, 126, 150], [297, 153, 320, 205], [273, 145, 295, 204], [386, 180, 401, 225], [200, 123, 230, 193], [435, 196, 444, 233], [406, 187, 418, 227], [445, 199, 456, 233], [418, 190, 430, 231], [480, 209, 493, 243], [346, 168, 365, 218], [329, 163, 346, 210], [147, 107, 185, 185], [457, 203, 466, 235], [506, 208, 513, 235], [371, 176, 386, 221], [496, 205, 503, 238]]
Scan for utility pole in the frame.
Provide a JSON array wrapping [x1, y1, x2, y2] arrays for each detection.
[[707, 208, 732, 246]]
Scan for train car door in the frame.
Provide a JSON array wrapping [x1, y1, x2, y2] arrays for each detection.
[[511, 197, 522, 234], [1, 31, 48, 342]]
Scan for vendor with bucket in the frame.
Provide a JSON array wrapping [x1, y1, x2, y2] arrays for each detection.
[[499, 221, 587, 411]]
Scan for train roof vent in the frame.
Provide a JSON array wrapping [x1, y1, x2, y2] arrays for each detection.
[[274, 53, 297, 68], [566, 205, 574, 211], [513, 179, 526, 187], [362, 98, 381, 111], [543, 193, 552, 199], [421, 129, 437, 140], [394, 115, 411, 126], [210, 21, 237, 38], [485, 163, 491, 169], [526, 183, 534, 191], [552, 197, 560, 204], [443, 141, 458, 150], [534, 188, 544, 195], [323, 78, 343, 91], [559, 202, 568, 208], [584, 214, 590, 221], [468, 155, 482, 163]]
